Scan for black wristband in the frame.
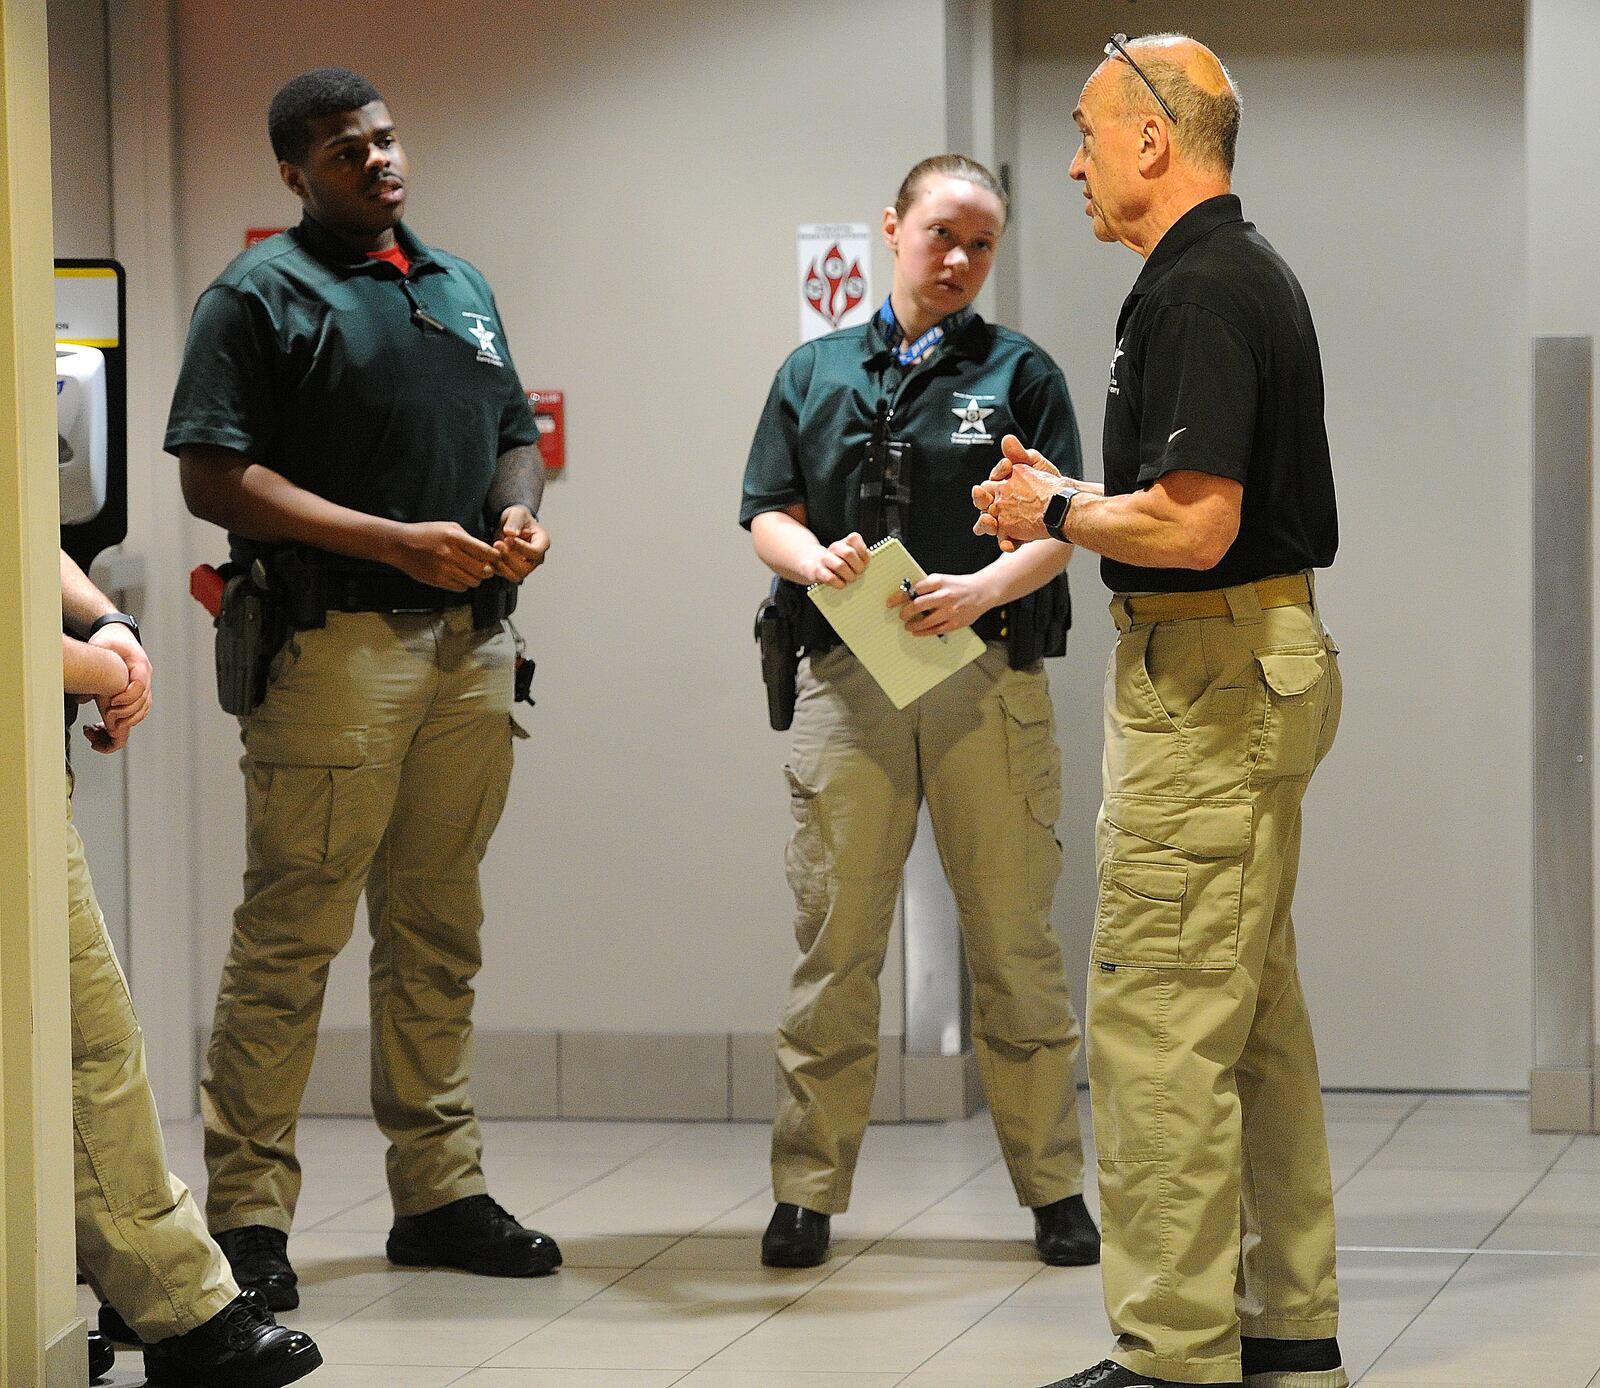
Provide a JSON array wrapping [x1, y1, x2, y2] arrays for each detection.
[[87, 612, 141, 645], [1042, 487, 1081, 542]]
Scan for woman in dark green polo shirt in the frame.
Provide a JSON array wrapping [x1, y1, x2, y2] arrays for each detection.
[[739, 154, 1100, 1271]]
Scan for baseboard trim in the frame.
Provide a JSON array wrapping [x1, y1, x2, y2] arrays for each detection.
[[195, 1026, 984, 1123], [44, 1317, 87, 1388], [1529, 1065, 1596, 1132]]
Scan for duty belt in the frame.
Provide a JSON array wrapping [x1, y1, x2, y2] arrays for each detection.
[[1116, 573, 1312, 626], [325, 571, 472, 613]]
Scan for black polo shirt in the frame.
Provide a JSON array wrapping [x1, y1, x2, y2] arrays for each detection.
[[1100, 194, 1337, 594], [741, 309, 1081, 579], [164, 216, 539, 588]]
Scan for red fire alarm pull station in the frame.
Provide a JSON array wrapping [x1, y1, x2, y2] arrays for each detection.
[[529, 390, 564, 472]]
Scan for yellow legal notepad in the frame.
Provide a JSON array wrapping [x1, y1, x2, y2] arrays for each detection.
[[807, 537, 985, 709]]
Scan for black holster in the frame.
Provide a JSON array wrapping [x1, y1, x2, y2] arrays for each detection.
[[471, 577, 518, 629], [755, 576, 805, 731], [1006, 570, 1072, 668], [214, 563, 289, 716]]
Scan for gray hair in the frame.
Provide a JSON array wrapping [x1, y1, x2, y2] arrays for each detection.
[[1112, 33, 1241, 175]]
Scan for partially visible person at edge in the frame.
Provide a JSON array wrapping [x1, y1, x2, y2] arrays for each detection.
[[740, 153, 1101, 1273], [62, 549, 322, 1388], [164, 68, 557, 1312], [974, 33, 1346, 1388]]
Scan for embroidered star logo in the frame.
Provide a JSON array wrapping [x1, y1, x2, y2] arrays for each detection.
[[467, 320, 497, 355], [953, 400, 995, 435]]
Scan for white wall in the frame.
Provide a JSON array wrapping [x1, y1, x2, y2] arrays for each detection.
[[1015, 1, 1530, 1088], [47, 0, 109, 259], [171, 0, 950, 1040]]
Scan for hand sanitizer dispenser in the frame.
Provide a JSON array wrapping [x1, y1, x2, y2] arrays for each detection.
[[57, 342, 107, 525]]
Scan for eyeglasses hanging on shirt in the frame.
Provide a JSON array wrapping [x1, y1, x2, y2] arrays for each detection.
[[400, 279, 447, 333]]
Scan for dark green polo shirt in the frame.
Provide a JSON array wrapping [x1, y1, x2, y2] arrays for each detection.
[[165, 216, 539, 584], [740, 311, 1081, 579]]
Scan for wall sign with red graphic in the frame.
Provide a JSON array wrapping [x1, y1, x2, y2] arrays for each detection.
[[528, 390, 564, 472], [245, 227, 286, 249], [796, 222, 871, 343]]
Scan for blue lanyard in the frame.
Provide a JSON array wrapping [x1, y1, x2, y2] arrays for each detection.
[[878, 297, 973, 368]]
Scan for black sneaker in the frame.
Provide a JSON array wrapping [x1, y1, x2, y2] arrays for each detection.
[[87, 1329, 114, 1383], [387, 1194, 561, 1276], [142, 1292, 321, 1388], [1242, 1335, 1346, 1386], [1039, 1359, 1244, 1388], [214, 1226, 298, 1312], [99, 1286, 269, 1349], [1032, 1193, 1101, 1266], [760, 1202, 831, 1268]]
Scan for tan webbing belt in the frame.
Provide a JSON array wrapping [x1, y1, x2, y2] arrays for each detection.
[[1117, 572, 1313, 626]]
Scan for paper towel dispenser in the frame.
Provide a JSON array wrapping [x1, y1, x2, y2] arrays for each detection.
[[57, 342, 108, 525]]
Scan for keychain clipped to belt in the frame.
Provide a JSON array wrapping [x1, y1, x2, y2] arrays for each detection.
[[509, 618, 536, 708]]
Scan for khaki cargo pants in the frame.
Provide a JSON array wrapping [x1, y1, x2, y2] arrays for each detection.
[[68, 771, 239, 1340], [774, 642, 1086, 1214], [202, 606, 515, 1233], [1093, 580, 1344, 1386]]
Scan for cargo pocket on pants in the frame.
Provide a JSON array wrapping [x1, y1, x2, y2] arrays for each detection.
[[1092, 793, 1253, 970], [1253, 646, 1330, 781], [784, 763, 829, 934], [1000, 683, 1061, 824], [244, 721, 369, 869]]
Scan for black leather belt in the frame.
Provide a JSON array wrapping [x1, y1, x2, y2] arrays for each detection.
[[325, 572, 472, 613]]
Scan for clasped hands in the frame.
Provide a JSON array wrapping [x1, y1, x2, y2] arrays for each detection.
[[81, 624, 152, 753], [389, 506, 550, 592], [971, 434, 1068, 553]]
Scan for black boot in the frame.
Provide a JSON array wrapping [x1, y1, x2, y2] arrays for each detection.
[[1032, 1193, 1100, 1266], [100, 1285, 269, 1349], [1039, 1359, 1243, 1388], [387, 1194, 561, 1276], [87, 1330, 114, 1384], [142, 1293, 321, 1388], [760, 1202, 830, 1268], [1242, 1335, 1345, 1385], [214, 1225, 298, 1312]]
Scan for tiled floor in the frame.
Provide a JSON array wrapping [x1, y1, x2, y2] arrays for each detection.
[[88, 1094, 1600, 1387]]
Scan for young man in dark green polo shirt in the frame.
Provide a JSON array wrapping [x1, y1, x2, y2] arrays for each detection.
[[166, 68, 558, 1310]]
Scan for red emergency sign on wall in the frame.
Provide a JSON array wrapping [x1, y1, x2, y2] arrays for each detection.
[[245, 227, 287, 249], [529, 390, 565, 472]]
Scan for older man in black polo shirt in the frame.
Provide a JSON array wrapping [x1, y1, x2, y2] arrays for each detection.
[[975, 33, 1346, 1388], [167, 68, 559, 1310]]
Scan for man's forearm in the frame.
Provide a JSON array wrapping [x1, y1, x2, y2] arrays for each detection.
[[63, 634, 126, 698], [60, 550, 115, 635], [485, 444, 544, 523], [1059, 489, 1230, 570], [179, 446, 401, 565]]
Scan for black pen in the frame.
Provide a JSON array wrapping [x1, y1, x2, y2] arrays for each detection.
[[901, 577, 948, 641]]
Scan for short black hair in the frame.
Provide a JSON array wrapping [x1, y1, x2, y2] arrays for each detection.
[[268, 68, 384, 165]]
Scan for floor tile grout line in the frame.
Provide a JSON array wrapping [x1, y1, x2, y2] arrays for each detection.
[[1349, 1244, 1472, 1386], [1332, 1093, 1426, 1195], [1474, 1130, 1577, 1249], [474, 1171, 842, 1376], [660, 1134, 1005, 1384], [1356, 1132, 1577, 1388]]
